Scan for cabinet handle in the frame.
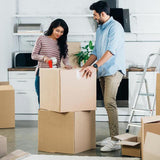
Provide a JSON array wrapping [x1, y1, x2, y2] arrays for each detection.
[[16, 92, 27, 94], [17, 80, 28, 82], [17, 73, 27, 75], [135, 73, 143, 76]]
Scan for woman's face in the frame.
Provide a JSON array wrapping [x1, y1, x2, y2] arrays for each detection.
[[52, 26, 64, 39]]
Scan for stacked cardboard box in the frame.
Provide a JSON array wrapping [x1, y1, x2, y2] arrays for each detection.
[[38, 68, 96, 154], [0, 82, 15, 128]]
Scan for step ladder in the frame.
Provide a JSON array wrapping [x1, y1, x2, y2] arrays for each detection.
[[126, 53, 160, 133]]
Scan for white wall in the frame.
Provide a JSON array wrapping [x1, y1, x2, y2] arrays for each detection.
[[0, 0, 15, 81], [1, 0, 160, 81], [119, 0, 160, 68]]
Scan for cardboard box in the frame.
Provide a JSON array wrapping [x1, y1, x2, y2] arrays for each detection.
[[0, 82, 15, 128], [67, 42, 81, 67], [40, 68, 96, 112], [38, 109, 96, 154], [141, 116, 160, 159], [1, 150, 30, 160], [115, 133, 141, 157], [0, 135, 7, 158], [143, 132, 160, 160], [156, 73, 160, 115]]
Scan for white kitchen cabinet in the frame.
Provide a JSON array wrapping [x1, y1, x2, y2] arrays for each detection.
[[8, 70, 39, 120], [128, 71, 157, 114]]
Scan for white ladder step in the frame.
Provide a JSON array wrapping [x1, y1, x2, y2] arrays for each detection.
[[128, 123, 141, 127], [139, 93, 154, 96], [132, 109, 153, 112]]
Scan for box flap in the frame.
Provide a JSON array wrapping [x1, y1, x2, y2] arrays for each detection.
[[118, 140, 140, 146], [114, 133, 137, 141], [143, 132, 160, 159], [141, 116, 160, 124]]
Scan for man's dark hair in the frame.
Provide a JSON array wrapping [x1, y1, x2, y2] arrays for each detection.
[[90, 1, 110, 15]]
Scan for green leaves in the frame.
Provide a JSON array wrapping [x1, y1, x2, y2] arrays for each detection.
[[74, 41, 94, 66], [89, 41, 94, 50]]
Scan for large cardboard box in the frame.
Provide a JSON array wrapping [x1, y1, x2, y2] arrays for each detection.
[[0, 135, 7, 158], [115, 133, 141, 157], [156, 73, 160, 115], [38, 109, 96, 154], [141, 116, 160, 160], [40, 68, 96, 112], [143, 132, 160, 160], [68, 42, 81, 67], [0, 82, 15, 128], [1, 150, 30, 160]]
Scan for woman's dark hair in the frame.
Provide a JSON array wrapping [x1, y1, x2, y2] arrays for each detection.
[[44, 19, 69, 59], [90, 1, 110, 15]]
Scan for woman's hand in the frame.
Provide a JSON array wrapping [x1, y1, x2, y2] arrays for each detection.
[[43, 56, 50, 64], [64, 65, 72, 69]]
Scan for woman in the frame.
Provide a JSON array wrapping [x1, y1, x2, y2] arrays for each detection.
[[31, 19, 71, 104]]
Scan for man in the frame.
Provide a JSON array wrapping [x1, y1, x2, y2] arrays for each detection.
[[80, 1, 126, 152]]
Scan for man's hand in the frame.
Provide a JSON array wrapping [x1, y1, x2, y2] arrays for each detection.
[[80, 66, 96, 79]]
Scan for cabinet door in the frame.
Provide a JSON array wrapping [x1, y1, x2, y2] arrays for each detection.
[[9, 79, 35, 91], [129, 72, 156, 111], [15, 91, 38, 114]]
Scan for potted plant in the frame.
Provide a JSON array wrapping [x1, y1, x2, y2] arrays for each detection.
[[75, 41, 94, 67]]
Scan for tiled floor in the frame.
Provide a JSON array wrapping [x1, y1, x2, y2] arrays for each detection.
[[0, 121, 140, 157]]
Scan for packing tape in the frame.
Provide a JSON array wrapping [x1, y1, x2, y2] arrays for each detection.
[[76, 70, 82, 80]]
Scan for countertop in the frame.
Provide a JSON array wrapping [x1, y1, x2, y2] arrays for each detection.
[[8, 68, 36, 71], [8, 67, 155, 72]]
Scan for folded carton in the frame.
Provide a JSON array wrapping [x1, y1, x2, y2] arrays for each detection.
[[0, 135, 7, 158], [143, 132, 160, 160], [156, 73, 160, 115], [38, 109, 96, 154], [40, 68, 96, 112], [141, 116, 160, 160], [115, 133, 141, 157], [1, 150, 30, 160], [0, 82, 15, 128]]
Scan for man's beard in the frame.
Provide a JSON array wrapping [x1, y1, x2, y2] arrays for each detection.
[[97, 19, 103, 25]]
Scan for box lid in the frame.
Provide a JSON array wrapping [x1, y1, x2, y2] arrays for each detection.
[[118, 140, 140, 146], [142, 116, 160, 124], [114, 133, 137, 141]]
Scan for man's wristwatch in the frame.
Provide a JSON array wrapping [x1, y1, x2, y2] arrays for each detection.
[[93, 63, 98, 69]]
